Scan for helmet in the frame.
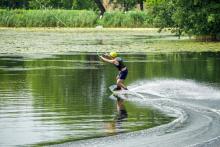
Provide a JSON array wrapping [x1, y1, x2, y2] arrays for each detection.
[[110, 52, 117, 58]]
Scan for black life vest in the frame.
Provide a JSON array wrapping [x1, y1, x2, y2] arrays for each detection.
[[114, 57, 126, 71]]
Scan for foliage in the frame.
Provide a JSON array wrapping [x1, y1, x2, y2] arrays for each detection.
[[0, 0, 220, 40], [148, 0, 220, 40], [0, 0, 145, 11], [72, 0, 97, 10], [0, 0, 98, 10], [171, 0, 220, 39], [0, 9, 97, 27], [148, 1, 175, 28], [146, 0, 165, 6], [115, 0, 137, 11], [28, 0, 73, 9], [99, 11, 152, 27], [0, 9, 155, 27]]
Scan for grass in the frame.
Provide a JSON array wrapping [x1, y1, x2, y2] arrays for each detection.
[[0, 9, 97, 27], [0, 9, 153, 28], [98, 11, 153, 28]]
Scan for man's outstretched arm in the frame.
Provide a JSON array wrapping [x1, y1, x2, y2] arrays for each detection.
[[100, 56, 115, 64]]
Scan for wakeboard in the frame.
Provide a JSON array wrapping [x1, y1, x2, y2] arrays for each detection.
[[109, 85, 144, 100], [109, 85, 127, 100]]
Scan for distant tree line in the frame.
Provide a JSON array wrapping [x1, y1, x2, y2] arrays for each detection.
[[0, 0, 146, 17], [0, 0, 96, 9], [0, 0, 145, 11]]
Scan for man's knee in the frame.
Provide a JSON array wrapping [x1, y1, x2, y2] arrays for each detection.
[[117, 79, 121, 84]]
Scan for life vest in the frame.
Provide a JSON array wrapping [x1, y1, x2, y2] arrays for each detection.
[[115, 57, 126, 71]]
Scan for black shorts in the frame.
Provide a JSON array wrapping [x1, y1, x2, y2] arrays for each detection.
[[119, 69, 128, 80]]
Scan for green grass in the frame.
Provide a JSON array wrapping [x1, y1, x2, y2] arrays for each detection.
[[99, 11, 153, 28], [0, 9, 153, 27], [0, 9, 97, 27]]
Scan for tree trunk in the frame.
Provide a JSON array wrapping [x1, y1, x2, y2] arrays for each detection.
[[94, 0, 106, 17], [123, 0, 128, 12], [139, 0, 144, 11]]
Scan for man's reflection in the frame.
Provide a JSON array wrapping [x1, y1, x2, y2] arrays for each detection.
[[116, 97, 128, 121], [105, 96, 128, 134]]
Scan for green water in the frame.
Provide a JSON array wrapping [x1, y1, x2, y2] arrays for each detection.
[[1, 52, 220, 146], [0, 53, 174, 146]]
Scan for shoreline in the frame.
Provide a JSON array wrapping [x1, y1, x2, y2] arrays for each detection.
[[0, 27, 160, 31]]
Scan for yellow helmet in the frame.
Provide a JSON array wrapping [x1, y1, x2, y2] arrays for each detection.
[[110, 52, 117, 58]]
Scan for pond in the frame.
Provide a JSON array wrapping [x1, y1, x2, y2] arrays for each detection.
[[0, 52, 220, 146]]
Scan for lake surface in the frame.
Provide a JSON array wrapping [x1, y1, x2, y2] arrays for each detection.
[[0, 53, 172, 146], [0, 52, 220, 146]]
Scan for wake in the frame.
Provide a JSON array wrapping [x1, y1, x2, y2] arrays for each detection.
[[55, 79, 220, 147]]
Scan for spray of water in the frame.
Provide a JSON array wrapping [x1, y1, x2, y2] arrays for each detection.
[[56, 78, 220, 147]]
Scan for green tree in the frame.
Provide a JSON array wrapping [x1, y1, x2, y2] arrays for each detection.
[[29, 0, 73, 9], [148, 0, 175, 29], [0, 0, 98, 10], [72, 0, 97, 10], [149, 0, 220, 40], [0, 0, 29, 9], [115, 0, 137, 11], [171, 0, 220, 40]]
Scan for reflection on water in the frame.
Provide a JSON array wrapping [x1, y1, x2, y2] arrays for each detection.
[[104, 98, 128, 135], [116, 98, 128, 121], [0, 52, 220, 146]]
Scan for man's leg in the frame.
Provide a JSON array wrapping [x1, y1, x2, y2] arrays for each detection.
[[116, 98, 128, 120], [113, 75, 121, 90], [117, 79, 127, 90], [117, 98, 124, 112]]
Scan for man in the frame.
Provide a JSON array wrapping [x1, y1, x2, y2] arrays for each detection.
[[99, 52, 128, 90]]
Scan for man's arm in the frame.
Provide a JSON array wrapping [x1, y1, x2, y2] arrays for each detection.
[[100, 56, 115, 64]]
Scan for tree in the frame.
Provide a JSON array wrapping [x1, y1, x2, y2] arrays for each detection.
[[139, 0, 146, 11], [72, 0, 97, 10], [94, 0, 106, 16], [116, 0, 137, 11], [149, 0, 220, 40], [0, 0, 29, 9], [171, 0, 220, 40], [148, 0, 175, 28]]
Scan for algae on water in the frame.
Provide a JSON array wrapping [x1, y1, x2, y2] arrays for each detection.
[[0, 28, 220, 56]]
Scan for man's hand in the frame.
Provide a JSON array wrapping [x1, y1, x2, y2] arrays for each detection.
[[102, 53, 108, 57], [99, 55, 104, 61], [102, 53, 112, 59]]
